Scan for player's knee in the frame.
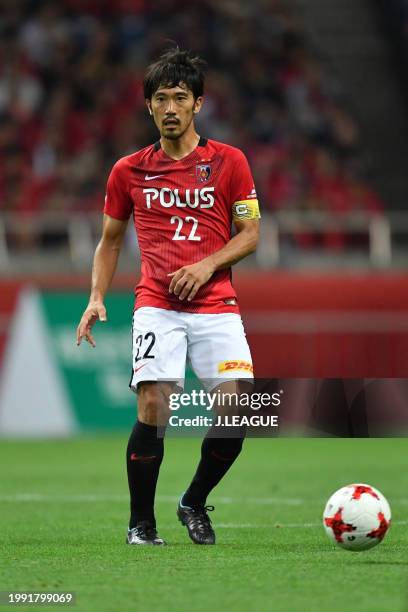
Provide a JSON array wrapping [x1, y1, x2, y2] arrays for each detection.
[[137, 383, 172, 426]]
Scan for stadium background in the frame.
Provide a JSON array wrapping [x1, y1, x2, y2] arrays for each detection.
[[1, 3, 408, 612], [1, 0, 408, 434]]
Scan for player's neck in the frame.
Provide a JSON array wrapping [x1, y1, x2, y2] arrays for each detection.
[[160, 128, 200, 161]]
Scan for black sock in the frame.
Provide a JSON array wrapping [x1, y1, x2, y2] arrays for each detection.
[[126, 420, 164, 528], [182, 426, 245, 508]]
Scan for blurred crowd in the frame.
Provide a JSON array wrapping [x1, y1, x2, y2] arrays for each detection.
[[382, 0, 408, 61], [0, 0, 383, 250]]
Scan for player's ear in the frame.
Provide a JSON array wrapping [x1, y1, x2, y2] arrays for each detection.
[[146, 100, 153, 115], [193, 96, 203, 114]]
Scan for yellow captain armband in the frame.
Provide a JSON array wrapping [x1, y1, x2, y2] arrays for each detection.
[[232, 199, 261, 221]]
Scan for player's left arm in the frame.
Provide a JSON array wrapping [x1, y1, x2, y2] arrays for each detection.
[[168, 218, 259, 301], [169, 148, 260, 301]]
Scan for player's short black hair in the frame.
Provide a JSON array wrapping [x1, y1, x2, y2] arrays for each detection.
[[143, 48, 207, 100]]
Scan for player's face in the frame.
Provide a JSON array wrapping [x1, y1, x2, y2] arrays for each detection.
[[147, 84, 202, 140]]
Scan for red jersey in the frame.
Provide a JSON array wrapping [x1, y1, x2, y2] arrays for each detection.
[[104, 137, 259, 313]]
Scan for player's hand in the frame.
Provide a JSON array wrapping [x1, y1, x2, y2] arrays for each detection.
[[76, 301, 107, 347], [168, 259, 215, 301]]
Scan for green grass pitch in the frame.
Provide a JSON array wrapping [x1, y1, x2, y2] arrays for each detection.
[[1, 437, 407, 612]]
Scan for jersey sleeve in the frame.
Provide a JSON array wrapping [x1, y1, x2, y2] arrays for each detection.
[[103, 159, 133, 221], [230, 150, 261, 221]]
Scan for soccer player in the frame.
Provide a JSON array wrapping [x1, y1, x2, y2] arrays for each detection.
[[76, 48, 260, 546]]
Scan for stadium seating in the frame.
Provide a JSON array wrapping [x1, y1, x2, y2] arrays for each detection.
[[0, 0, 383, 253]]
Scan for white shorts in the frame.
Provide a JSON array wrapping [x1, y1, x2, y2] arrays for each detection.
[[130, 307, 253, 392]]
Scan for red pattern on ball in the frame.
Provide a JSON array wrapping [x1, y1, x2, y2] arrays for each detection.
[[350, 485, 380, 500], [367, 512, 390, 541], [325, 507, 356, 543]]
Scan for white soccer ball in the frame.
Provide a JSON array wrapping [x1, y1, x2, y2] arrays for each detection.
[[323, 483, 391, 551]]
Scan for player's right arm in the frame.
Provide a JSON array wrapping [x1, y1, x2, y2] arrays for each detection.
[[76, 214, 128, 347]]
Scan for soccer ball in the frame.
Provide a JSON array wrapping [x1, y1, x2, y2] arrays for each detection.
[[323, 483, 391, 551]]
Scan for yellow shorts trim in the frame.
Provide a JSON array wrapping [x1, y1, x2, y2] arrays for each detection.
[[218, 360, 254, 374]]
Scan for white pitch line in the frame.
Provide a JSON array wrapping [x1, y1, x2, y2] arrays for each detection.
[[163, 523, 319, 529], [0, 493, 303, 505], [0, 493, 407, 527], [205, 520, 408, 528], [152, 521, 408, 529], [159, 494, 304, 506], [1, 491, 407, 528]]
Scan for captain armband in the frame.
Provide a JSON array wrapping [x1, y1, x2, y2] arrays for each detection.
[[232, 199, 261, 221]]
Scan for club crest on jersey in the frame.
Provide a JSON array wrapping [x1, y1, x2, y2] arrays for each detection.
[[196, 164, 211, 183]]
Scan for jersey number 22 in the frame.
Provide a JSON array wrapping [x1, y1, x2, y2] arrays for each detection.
[[170, 215, 201, 241]]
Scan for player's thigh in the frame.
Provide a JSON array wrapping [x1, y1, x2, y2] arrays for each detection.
[[130, 307, 187, 393], [187, 313, 253, 390]]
